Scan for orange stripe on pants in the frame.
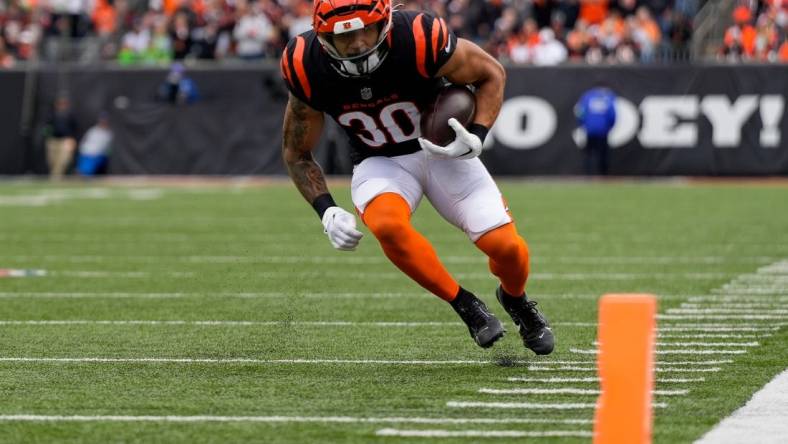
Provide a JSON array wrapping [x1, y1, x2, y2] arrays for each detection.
[[361, 193, 459, 301]]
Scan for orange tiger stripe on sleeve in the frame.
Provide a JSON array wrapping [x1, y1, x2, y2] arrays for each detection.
[[431, 17, 441, 63], [440, 18, 449, 50], [412, 13, 428, 78], [280, 51, 294, 89], [292, 36, 312, 100]]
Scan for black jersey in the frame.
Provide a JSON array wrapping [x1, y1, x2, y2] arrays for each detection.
[[280, 10, 458, 165]]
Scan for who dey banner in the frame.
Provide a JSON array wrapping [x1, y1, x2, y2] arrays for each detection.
[[481, 65, 787, 175], [14, 65, 783, 176]]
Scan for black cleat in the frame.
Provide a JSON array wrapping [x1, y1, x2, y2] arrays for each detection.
[[496, 286, 554, 355], [450, 288, 506, 348]]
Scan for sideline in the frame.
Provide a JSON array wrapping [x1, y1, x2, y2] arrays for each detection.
[[695, 369, 788, 444]]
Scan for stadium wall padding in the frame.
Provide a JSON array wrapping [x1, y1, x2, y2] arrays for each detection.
[[0, 71, 28, 175], [1, 65, 786, 176]]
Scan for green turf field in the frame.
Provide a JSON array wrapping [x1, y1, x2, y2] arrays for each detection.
[[0, 179, 786, 443]]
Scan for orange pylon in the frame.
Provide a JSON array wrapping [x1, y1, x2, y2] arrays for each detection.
[[593, 294, 657, 444]]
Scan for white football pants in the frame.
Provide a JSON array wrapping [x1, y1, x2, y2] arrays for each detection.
[[350, 150, 512, 241]]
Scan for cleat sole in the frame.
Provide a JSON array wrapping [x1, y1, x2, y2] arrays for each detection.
[[475, 323, 506, 349]]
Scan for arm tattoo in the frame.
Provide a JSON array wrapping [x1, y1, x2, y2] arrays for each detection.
[[282, 96, 328, 203]]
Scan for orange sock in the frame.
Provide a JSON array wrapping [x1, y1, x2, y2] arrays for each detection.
[[362, 193, 459, 302], [475, 223, 530, 297]]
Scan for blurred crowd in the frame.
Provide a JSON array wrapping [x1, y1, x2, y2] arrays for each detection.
[[416, 0, 698, 64], [721, 2, 788, 62], [1, 0, 786, 67]]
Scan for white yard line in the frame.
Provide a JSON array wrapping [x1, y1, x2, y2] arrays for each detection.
[[375, 429, 593, 438], [6, 291, 770, 303], [0, 291, 446, 300], [52, 271, 194, 278], [0, 320, 598, 328], [507, 377, 601, 383], [0, 414, 592, 425], [655, 378, 707, 383], [0, 189, 125, 206], [477, 388, 689, 396], [525, 366, 721, 373], [688, 296, 788, 303], [680, 303, 785, 309], [543, 256, 774, 265], [447, 401, 668, 409], [0, 254, 777, 265], [591, 341, 759, 347], [0, 320, 464, 327], [0, 292, 258, 299], [68, 271, 195, 278], [0, 292, 423, 299], [717, 288, 788, 294], [730, 279, 788, 286], [714, 288, 788, 295], [658, 326, 778, 332], [513, 360, 730, 366], [0, 357, 536, 365], [1, 320, 770, 338], [658, 334, 768, 339], [659, 314, 788, 320], [447, 401, 597, 410], [551, 322, 598, 327], [656, 367, 723, 373], [0, 356, 728, 365], [758, 261, 788, 272], [0, 357, 729, 368], [728, 273, 788, 286], [521, 366, 597, 372], [0, 320, 594, 328], [170, 271, 732, 281], [667, 309, 788, 315], [653, 360, 733, 365], [695, 369, 788, 444], [666, 323, 785, 328], [570, 348, 747, 355], [505, 377, 705, 383], [655, 342, 759, 347], [0, 292, 603, 301], [0, 270, 739, 280]]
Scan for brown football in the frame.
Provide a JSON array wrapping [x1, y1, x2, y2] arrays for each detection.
[[420, 85, 476, 146]]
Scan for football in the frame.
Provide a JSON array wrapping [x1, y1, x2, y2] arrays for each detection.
[[420, 85, 476, 146]]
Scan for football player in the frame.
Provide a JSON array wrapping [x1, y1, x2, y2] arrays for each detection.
[[280, 0, 553, 354]]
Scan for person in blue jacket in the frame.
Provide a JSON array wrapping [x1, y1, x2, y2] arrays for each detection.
[[575, 84, 617, 175], [157, 62, 200, 105]]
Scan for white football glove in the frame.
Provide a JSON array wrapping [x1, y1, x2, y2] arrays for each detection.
[[418, 118, 483, 160], [321, 206, 363, 251]]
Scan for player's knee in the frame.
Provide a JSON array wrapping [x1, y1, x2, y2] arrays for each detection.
[[492, 236, 525, 264], [487, 231, 529, 268], [363, 193, 411, 244], [366, 214, 409, 244], [520, 236, 531, 277]]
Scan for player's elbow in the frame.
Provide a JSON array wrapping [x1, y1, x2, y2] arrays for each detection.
[[281, 143, 302, 167], [483, 58, 506, 92], [492, 59, 506, 85]]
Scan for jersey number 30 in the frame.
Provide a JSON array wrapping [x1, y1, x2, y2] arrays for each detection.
[[337, 102, 421, 147]]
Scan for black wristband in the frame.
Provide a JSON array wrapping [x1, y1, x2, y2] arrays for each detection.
[[311, 193, 337, 219], [468, 123, 489, 142]]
